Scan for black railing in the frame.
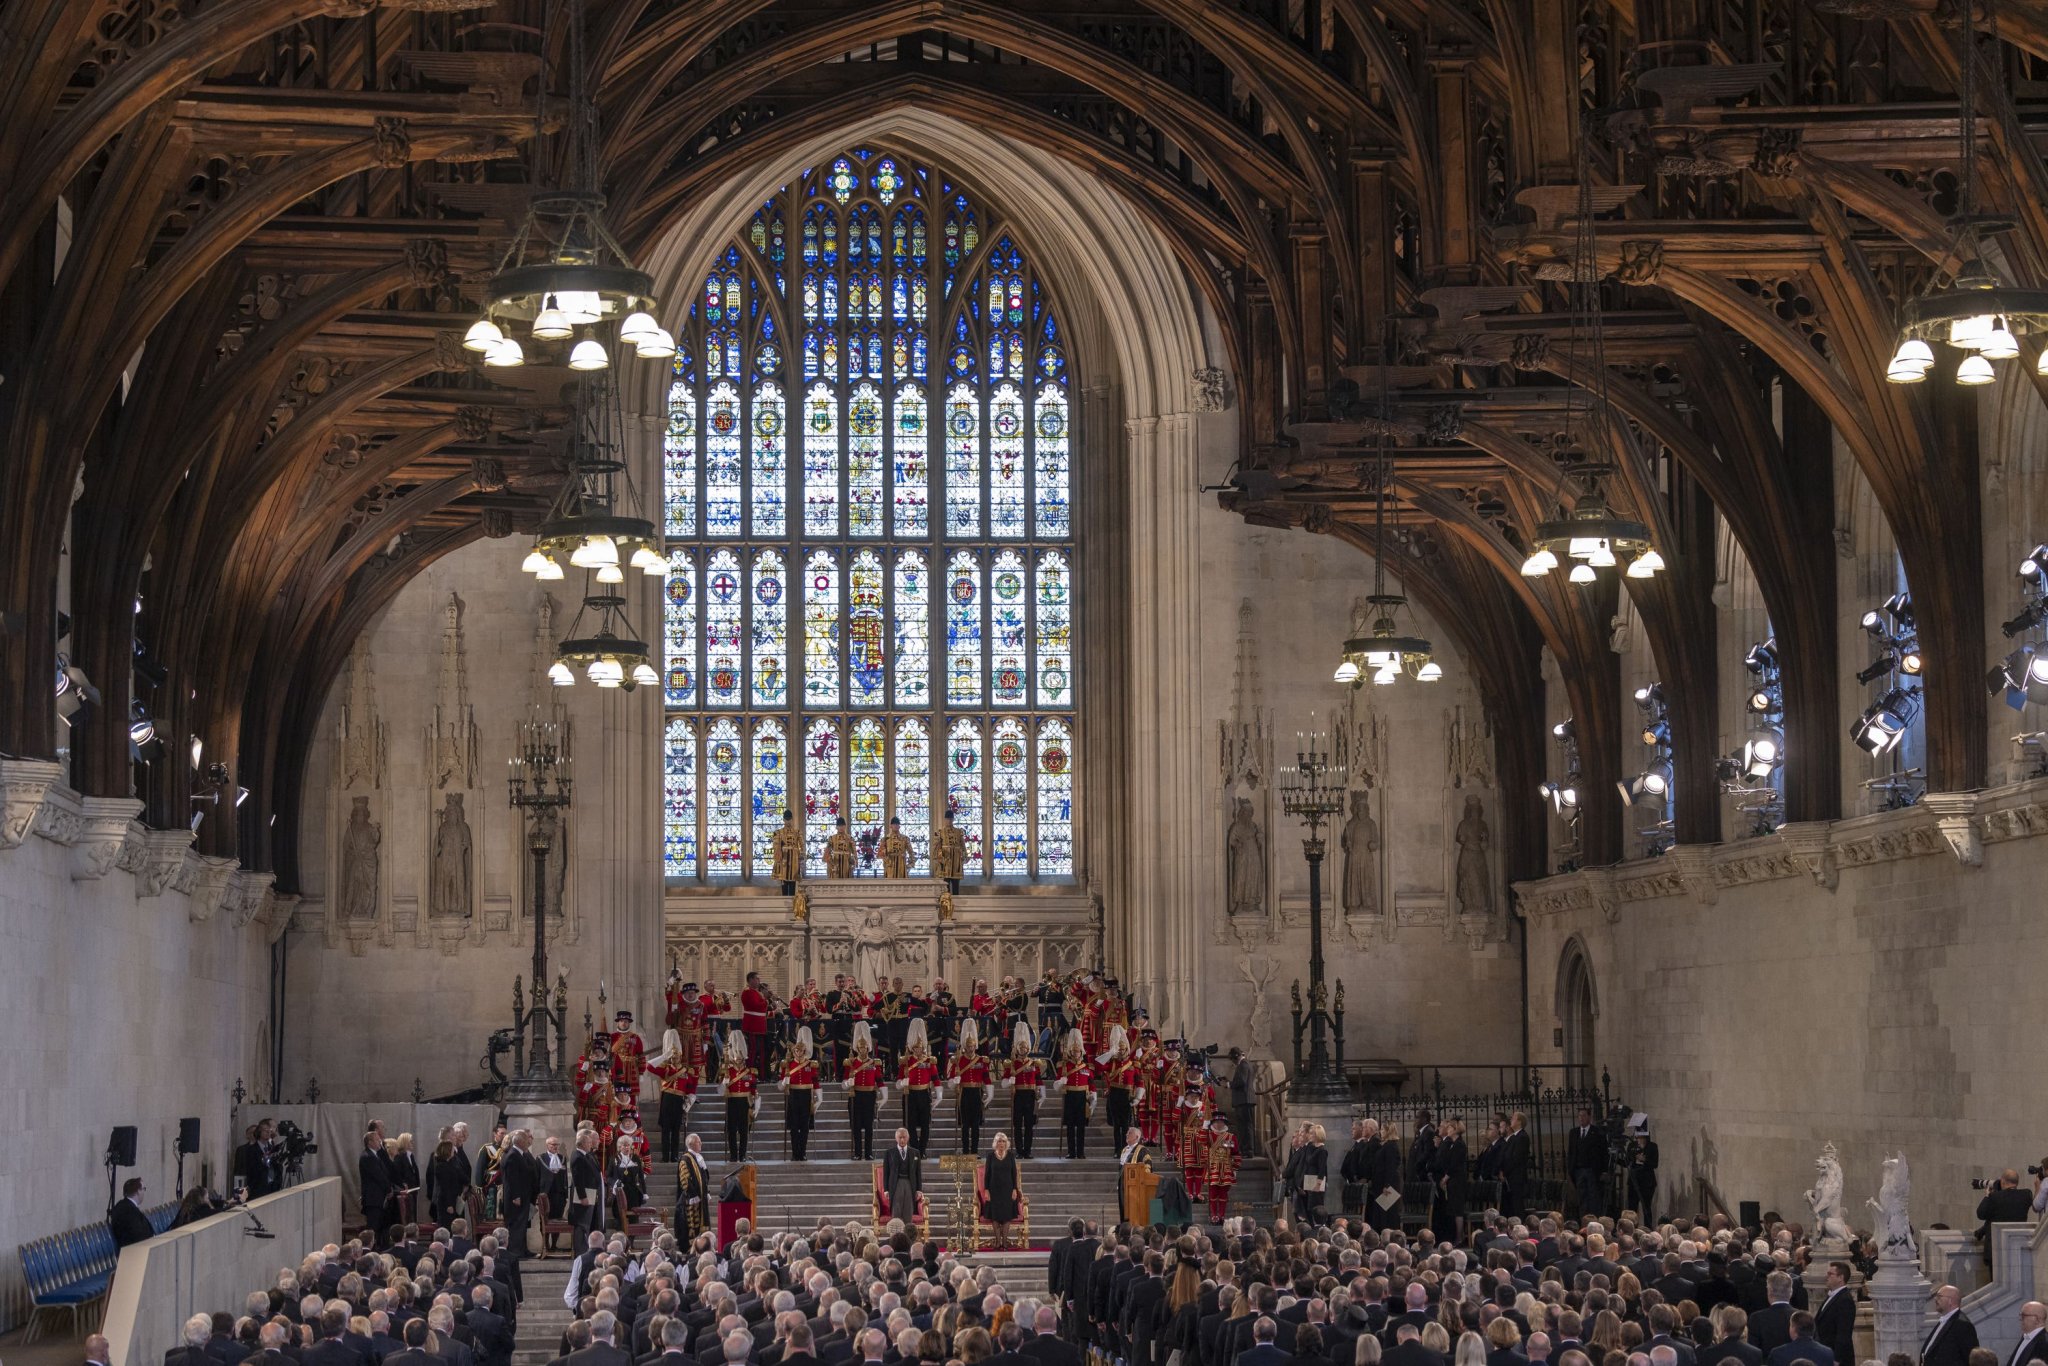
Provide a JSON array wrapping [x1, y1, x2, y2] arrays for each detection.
[[1344, 1062, 1601, 1099], [1335, 1067, 1622, 1209]]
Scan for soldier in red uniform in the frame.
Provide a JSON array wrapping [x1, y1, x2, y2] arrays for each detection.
[[1002, 1021, 1045, 1157], [1182, 1099, 1212, 1206], [608, 1010, 648, 1107], [574, 1035, 614, 1128], [842, 1023, 884, 1159], [1057, 1031, 1095, 1159], [1137, 1029, 1170, 1146], [895, 1020, 940, 1155], [666, 978, 719, 1073], [948, 1020, 993, 1154], [740, 971, 771, 1076], [779, 1028, 820, 1161], [1203, 1113, 1239, 1223], [1175, 1064, 1215, 1170], [1097, 1025, 1140, 1148], [717, 1035, 757, 1161], [645, 1028, 700, 1162]]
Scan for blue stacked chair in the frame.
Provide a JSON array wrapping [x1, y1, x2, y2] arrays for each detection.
[[18, 1200, 176, 1343]]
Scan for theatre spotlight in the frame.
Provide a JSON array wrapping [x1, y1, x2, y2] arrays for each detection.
[[1618, 767, 1671, 806], [1850, 688, 1919, 756], [1856, 656, 1897, 686], [2021, 546, 2048, 580], [1741, 733, 1783, 779], [2002, 601, 2047, 637], [1744, 639, 1778, 675]]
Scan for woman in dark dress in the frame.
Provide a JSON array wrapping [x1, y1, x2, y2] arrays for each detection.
[[391, 1134, 423, 1226], [426, 1138, 466, 1227], [977, 1131, 1024, 1248]]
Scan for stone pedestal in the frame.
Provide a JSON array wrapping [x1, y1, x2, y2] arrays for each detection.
[[504, 1094, 577, 1149], [1867, 1254, 1933, 1365]]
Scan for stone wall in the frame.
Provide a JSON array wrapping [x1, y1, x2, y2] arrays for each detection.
[[1518, 779, 2048, 1234], [0, 776, 275, 1329], [289, 535, 668, 1102]]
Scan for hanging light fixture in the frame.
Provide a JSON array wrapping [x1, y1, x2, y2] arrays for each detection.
[[1519, 141, 1664, 584], [1333, 326, 1439, 688], [1885, 0, 2048, 386], [463, 0, 675, 372], [553, 590, 659, 691]]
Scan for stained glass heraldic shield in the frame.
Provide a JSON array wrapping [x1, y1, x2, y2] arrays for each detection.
[[662, 149, 1076, 883]]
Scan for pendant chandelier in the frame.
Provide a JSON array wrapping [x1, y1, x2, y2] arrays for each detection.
[[1519, 140, 1664, 584], [533, 371, 662, 688], [1335, 331, 1440, 687], [1885, 0, 2048, 386], [461, 0, 674, 371]]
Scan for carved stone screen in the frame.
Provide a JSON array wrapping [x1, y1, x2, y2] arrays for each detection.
[[662, 149, 1076, 883]]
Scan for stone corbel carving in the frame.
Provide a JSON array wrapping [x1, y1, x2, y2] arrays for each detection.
[[72, 797, 143, 880], [262, 893, 301, 944], [1919, 792, 1983, 867], [1669, 844, 1718, 905], [1192, 366, 1227, 413], [0, 758, 64, 850], [1779, 821, 1839, 890], [133, 828, 198, 897], [175, 850, 239, 922], [1589, 868, 1622, 924], [225, 869, 277, 928]]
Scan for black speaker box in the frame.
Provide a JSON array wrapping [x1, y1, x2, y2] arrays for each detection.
[[1739, 1199, 1761, 1231], [178, 1117, 201, 1154], [107, 1125, 137, 1166]]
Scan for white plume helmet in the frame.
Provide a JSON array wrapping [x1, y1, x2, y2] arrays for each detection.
[[958, 1018, 979, 1051], [724, 1032, 747, 1066], [651, 1028, 684, 1066], [906, 1017, 930, 1053], [796, 1026, 815, 1055], [1063, 1028, 1084, 1057], [1011, 1020, 1033, 1054], [853, 1020, 875, 1051], [1107, 1024, 1129, 1056]]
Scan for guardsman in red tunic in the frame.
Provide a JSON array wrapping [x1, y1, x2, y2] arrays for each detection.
[[740, 972, 772, 1076], [1203, 1115, 1238, 1223], [895, 1020, 940, 1155], [666, 979, 719, 1072], [614, 1112, 650, 1162], [1176, 1065, 1215, 1169], [780, 1028, 821, 1161], [718, 1036, 757, 1161], [574, 1036, 614, 1127], [948, 1020, 993, 1154], [1182, 1099, 1212, 1205], [645, 1029, 699, 1163], [1097, 1025, 1139, 1147], [1058, 1032, 1095, 1159], [842, 1023, 884, 1160], [1002, 1021, 1045, 1157], [1136, 1029, 1169, 1145], [608, 1010, 648, 1105]]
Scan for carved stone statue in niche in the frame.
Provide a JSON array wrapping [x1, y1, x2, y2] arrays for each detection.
[[1453, 794, 1494, 927], [1340, 791, 1379, 918], [430, 792, 473, 919], [340, 795, 381, 921], [1226, 796, 1266, 918]]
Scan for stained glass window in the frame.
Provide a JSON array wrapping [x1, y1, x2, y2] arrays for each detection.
[[894, 550, 929, 707], [663, 148, 1077, 882], [749, 720, 787, 873], [802, 718, 842, 874], [850, 717, 886, 871], [896, 718, 931, 875], [705, 550, 743, 707], [664, 718, 698, 877], [750, 550, 786, 706], [705, 719, 744, 875]]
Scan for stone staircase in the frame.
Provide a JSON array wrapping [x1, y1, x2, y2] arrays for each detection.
[[513, 1259, 576, 1366]]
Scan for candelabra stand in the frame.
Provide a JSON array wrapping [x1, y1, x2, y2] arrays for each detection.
[[1279, 722, 1350, 1102], [507, 714, 573, 1098]]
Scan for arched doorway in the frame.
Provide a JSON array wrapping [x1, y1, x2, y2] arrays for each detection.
[[1556, 937, 1598, 1078]]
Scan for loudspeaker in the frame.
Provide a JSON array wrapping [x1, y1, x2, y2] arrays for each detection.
[[107, 1125, 137, 1167], [178, 1117, 202, 1154], [1739, 1199, 1761, 1231]]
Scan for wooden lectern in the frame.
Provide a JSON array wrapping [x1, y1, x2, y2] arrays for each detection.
[[1120, 1159, 1157, 1226]]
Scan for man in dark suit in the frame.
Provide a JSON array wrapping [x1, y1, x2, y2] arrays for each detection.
[[1383, 1324, 1446, 1366], [1977, 1172, 2035, 1273], [2007, 1303, 2048, 1366], [368, 1314, 403, 1363], [984, 1321, 1034, 1366], [1644, 1307, 1696, 1366], [465, 1288, 511, 1366], [1498, 1113, 1531, 1217], [1652, 1256, 1699, 1308], [1920, 1286, 1977, 1366], [1237, 1317, 1291, 1366], [1123, 1252, 1169, 1366], [111, 1178, 156, 1248], [170, 1315, 222, 1366], [1023, 1307, 1083, 1366], [1697, 1308, 1761, 1366], [1050, 1221, 1081, 1300], [1060, 1224, 1101, 1339], [1382, 1284, 1433, 1346], [383, 1322, 440, 1366], [499, 1131, 541, 1278], [1566, 1110, 1608, 1219], [303, 1309, 365, 1366], [567, 1133, 605, 1247], [360, 1133, 396, 1242], [1763, 1314, 1831, 1366], [568, 1313, 634, 1366], [1407, 1113, 1438, 1184], [1811, 1264, 1854, 1366], [1747, 1274, 1797, 1357]]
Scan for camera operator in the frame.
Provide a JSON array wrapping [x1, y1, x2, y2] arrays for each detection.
[[233, 1119, 281, 1198], [1975, 1168, 2033, 1271]]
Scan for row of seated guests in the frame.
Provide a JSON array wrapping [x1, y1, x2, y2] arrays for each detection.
[[105, 1218, 529, 1366], [1036, 1208, 1910, 1366], [543, 1215, 1089, 1366]]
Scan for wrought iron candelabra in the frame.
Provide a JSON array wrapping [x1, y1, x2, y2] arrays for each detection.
[[507, 713, 573, 1097], [1279, 719, 1350, 1102]]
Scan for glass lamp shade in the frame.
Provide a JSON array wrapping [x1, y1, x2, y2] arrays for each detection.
[[520, 548, 551, 575], [483, 337, 524, 367], [1896, 337, 1934, 368], [1886, 358, 1929, 384], [548, 661, 575, 686], [637, 329, 678, 359], [1569, 563, 1597, 585], [2038, 349, 2048, 377], [570, 535, 618, 568], [463, 318, 503, 352], [531, 301, 574, 340], [630, 545, 665, 573], [1956, 353, 1996, 386], [1520, 548, 1558, 577], [619, 311, 659, 343], [557, 291, 604, 325], [1949, 313, 1995, 348], [567, 338, 610, 371], [1333, 660, 1361, 684], [1415, 660, 1444, 682], [1371, 666, 1399, 686], [631, 662, 660, 687], [535, 556, 565, 581], [1587, 541, 1617, 568], [1982, 327, 2020, 361], [595, 563, 625, 584]]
